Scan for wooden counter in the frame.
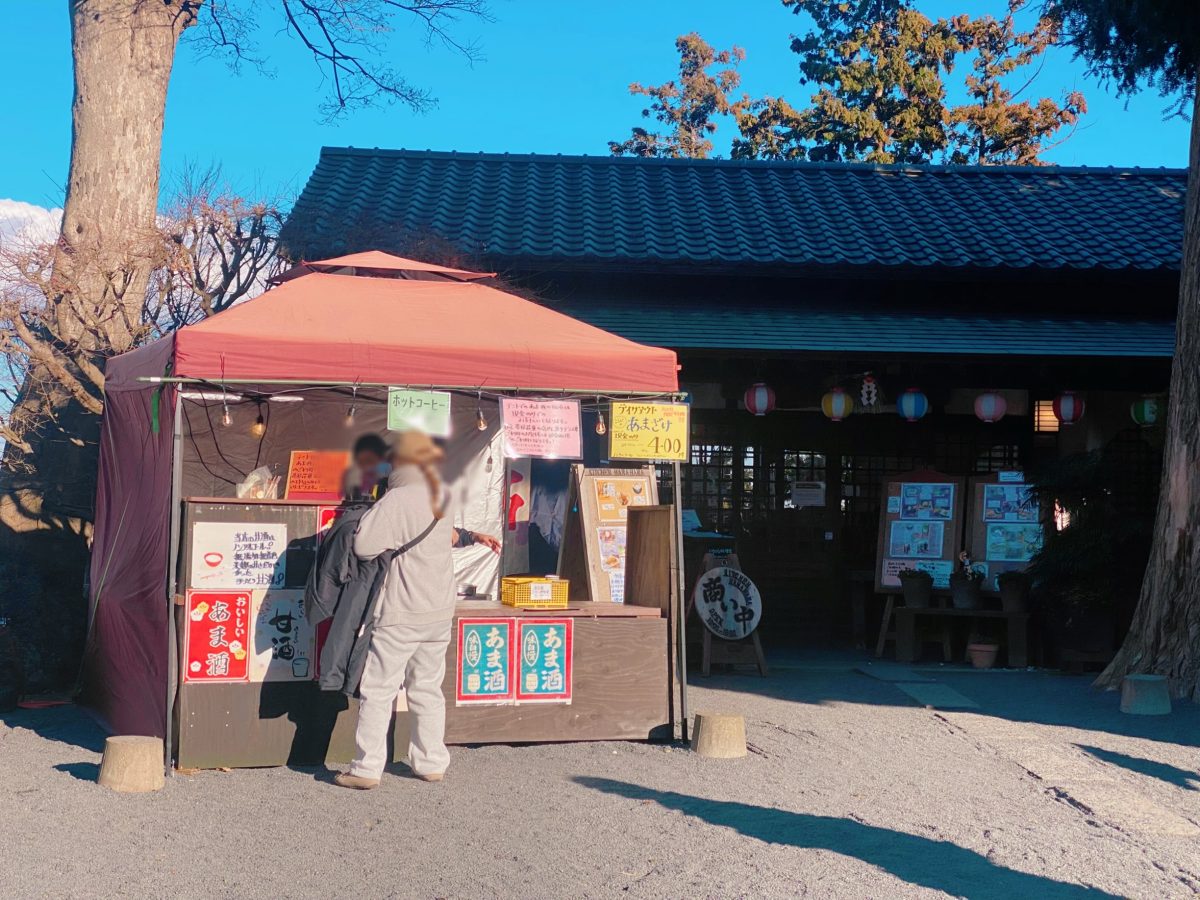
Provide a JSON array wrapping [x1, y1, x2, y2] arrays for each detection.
[[175, 603, 669, 769]]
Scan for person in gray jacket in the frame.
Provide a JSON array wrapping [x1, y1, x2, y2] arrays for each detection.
[[335, 430, 457, 790]]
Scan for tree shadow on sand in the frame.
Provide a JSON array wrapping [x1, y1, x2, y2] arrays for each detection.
[[1077, 744, 1199, 791], [574, 777, 1120, 900]]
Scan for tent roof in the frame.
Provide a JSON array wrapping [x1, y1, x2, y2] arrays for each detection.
[[107, 268, 678, 393], [273, 250, 495, 284]]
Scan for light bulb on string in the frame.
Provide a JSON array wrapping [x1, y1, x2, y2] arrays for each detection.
[[595, 398, 607, 436], [476, 391, 488, 431], [344, 385, 358, 428], [250, 403, 266, 438], [220, 404, 233, 428]]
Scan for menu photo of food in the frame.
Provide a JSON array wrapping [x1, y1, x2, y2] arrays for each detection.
[[596, 526, 627, 573], [899, 483, 954, 521], [982, 484, 1039, 523], [594, 477, 650, 523], [985, 523, 1043, 562], [888, 520, 945, 559]]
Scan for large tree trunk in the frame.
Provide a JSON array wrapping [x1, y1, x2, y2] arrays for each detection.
[[1096, 87, 1200, 701], [0, 0, 191, 693]]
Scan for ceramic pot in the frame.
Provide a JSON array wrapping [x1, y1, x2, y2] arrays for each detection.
[[999, 579, 1029, 613], [967, 642, 999, 669], [950, 573, 983, 610], [900, 576, 933, 609]]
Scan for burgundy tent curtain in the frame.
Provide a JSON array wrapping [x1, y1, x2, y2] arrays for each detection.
[[78, 384, 175, 737]]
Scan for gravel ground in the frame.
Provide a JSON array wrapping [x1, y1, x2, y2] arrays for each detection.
[[3, 660, 1199, 899]]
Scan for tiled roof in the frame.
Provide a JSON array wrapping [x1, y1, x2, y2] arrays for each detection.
[[283, 147, 1186, 274], [554, 302, 1175, 357]]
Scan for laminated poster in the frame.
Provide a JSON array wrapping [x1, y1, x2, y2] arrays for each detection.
[[888, 520, 944, 559], [516, 619, 573, 704], [249, 589, 315, 682], [985, 523, 1043, 563], [456, 618, 515, 705], [899, 483, 955, 521], [183, 591, 251, 683], [593, 477, 651, 523], [190, 522, 287, 590], [982, 484, 1039, 523]]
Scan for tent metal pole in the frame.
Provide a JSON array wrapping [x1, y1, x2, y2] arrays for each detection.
[[164, 389, 184, 775], [138, 375, 684, 400], [672, 460, 689, 744]]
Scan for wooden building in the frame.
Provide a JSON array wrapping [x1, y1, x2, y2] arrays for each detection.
[[282, 148, 1182, 644]]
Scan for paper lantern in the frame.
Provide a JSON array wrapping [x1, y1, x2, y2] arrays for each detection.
[[1053, 391, 1085, 426], [744, 382, 776, 416], [821, 387, 854, 422], [1130, 397, 1159, 427], [897, 388, 929, 422], [974, 391, 1008, 424]]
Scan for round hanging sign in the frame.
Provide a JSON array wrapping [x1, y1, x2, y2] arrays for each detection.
[[693, 566, 763, 640]]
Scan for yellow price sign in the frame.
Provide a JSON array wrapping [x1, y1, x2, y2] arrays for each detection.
[[608, 401, 690, 461]]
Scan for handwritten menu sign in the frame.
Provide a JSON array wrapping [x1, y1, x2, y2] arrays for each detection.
[[190, 522, 287, 590], [249, 589, 315, 682], [500, 398, 581, 459], [608, 401, 689, 462], [456, 618, 515, 705], [516, 619, 573, 703], [387, 388, 452, 436], [183, 590, 251, 683], [285, 450, 349, 501]]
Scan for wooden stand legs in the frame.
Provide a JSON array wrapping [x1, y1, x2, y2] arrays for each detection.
[[701, 629, 769, 677]]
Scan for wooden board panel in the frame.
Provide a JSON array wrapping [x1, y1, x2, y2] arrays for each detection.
[[874, 469, 966, 594], [965, 472, 1043, 593], [443, 617, 669, 743], [182, 501, 323, 592], [558, 465, 658, 604]]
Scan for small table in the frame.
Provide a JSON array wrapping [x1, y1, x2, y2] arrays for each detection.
[[894, 607, 1030, 668]]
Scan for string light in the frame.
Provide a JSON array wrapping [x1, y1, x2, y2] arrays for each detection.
[[344, 386, 358, 428], [476, 391, 488, 431], [220, 404, 233, 428], [595, 397, 607, 435], [250, 403, 266, 438]]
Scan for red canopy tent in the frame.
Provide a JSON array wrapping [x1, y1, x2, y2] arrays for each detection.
[[83, 253, 679, 739]]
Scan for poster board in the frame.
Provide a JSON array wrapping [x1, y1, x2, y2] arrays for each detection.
[[608, 401, 689, 462], [500, 398, 582, 459], [874, 469, 966, 594], [284, 450, 349, 501], [965, 471, 1044, 593], [557, 465, 659, 603]]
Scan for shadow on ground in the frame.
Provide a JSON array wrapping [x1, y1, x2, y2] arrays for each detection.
[[0, 703, 106, 754], [1077, 744, 1199, 791], [575, 776, 1120, 899], [696, 645, 1200, 748]]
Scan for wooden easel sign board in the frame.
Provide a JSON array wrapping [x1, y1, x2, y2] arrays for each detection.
[[965, 472, 1043, 593], [557, 465, 659, 603], [874, 469, 967, 594]]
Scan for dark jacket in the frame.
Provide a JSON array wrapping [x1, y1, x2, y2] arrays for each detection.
[[304, 506, 393, 696], [304, 505, 442, 696]]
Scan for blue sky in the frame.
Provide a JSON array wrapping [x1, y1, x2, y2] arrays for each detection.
[[0, 0, 1191, 217]]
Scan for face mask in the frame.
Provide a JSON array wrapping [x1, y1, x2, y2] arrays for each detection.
[[375, 461, 392, 478]]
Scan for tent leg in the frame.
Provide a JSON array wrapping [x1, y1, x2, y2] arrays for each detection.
[[672, 461, 689, 743], [164, 390, 183, 775]]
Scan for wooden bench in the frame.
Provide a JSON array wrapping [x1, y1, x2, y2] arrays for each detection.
[[894, 607, 1030, 668]]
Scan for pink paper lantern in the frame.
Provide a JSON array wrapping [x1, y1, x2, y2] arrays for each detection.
[[974, 391, 1008, 423]]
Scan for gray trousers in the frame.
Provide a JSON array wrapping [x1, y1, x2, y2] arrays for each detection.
[[349, 619, 452, 780]]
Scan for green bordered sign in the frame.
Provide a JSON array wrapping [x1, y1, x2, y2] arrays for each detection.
[[387, 388, 452, 436]]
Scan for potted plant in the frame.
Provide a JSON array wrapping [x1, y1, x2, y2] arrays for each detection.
[[950, 551, 984, 610], [897, 568, 933, 608], [966, 630, 1000, 669], [996, 571, 1031, 613]]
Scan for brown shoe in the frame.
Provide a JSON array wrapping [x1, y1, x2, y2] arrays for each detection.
[[415, 772, 444, 783], [334, 772, 380, 790]]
